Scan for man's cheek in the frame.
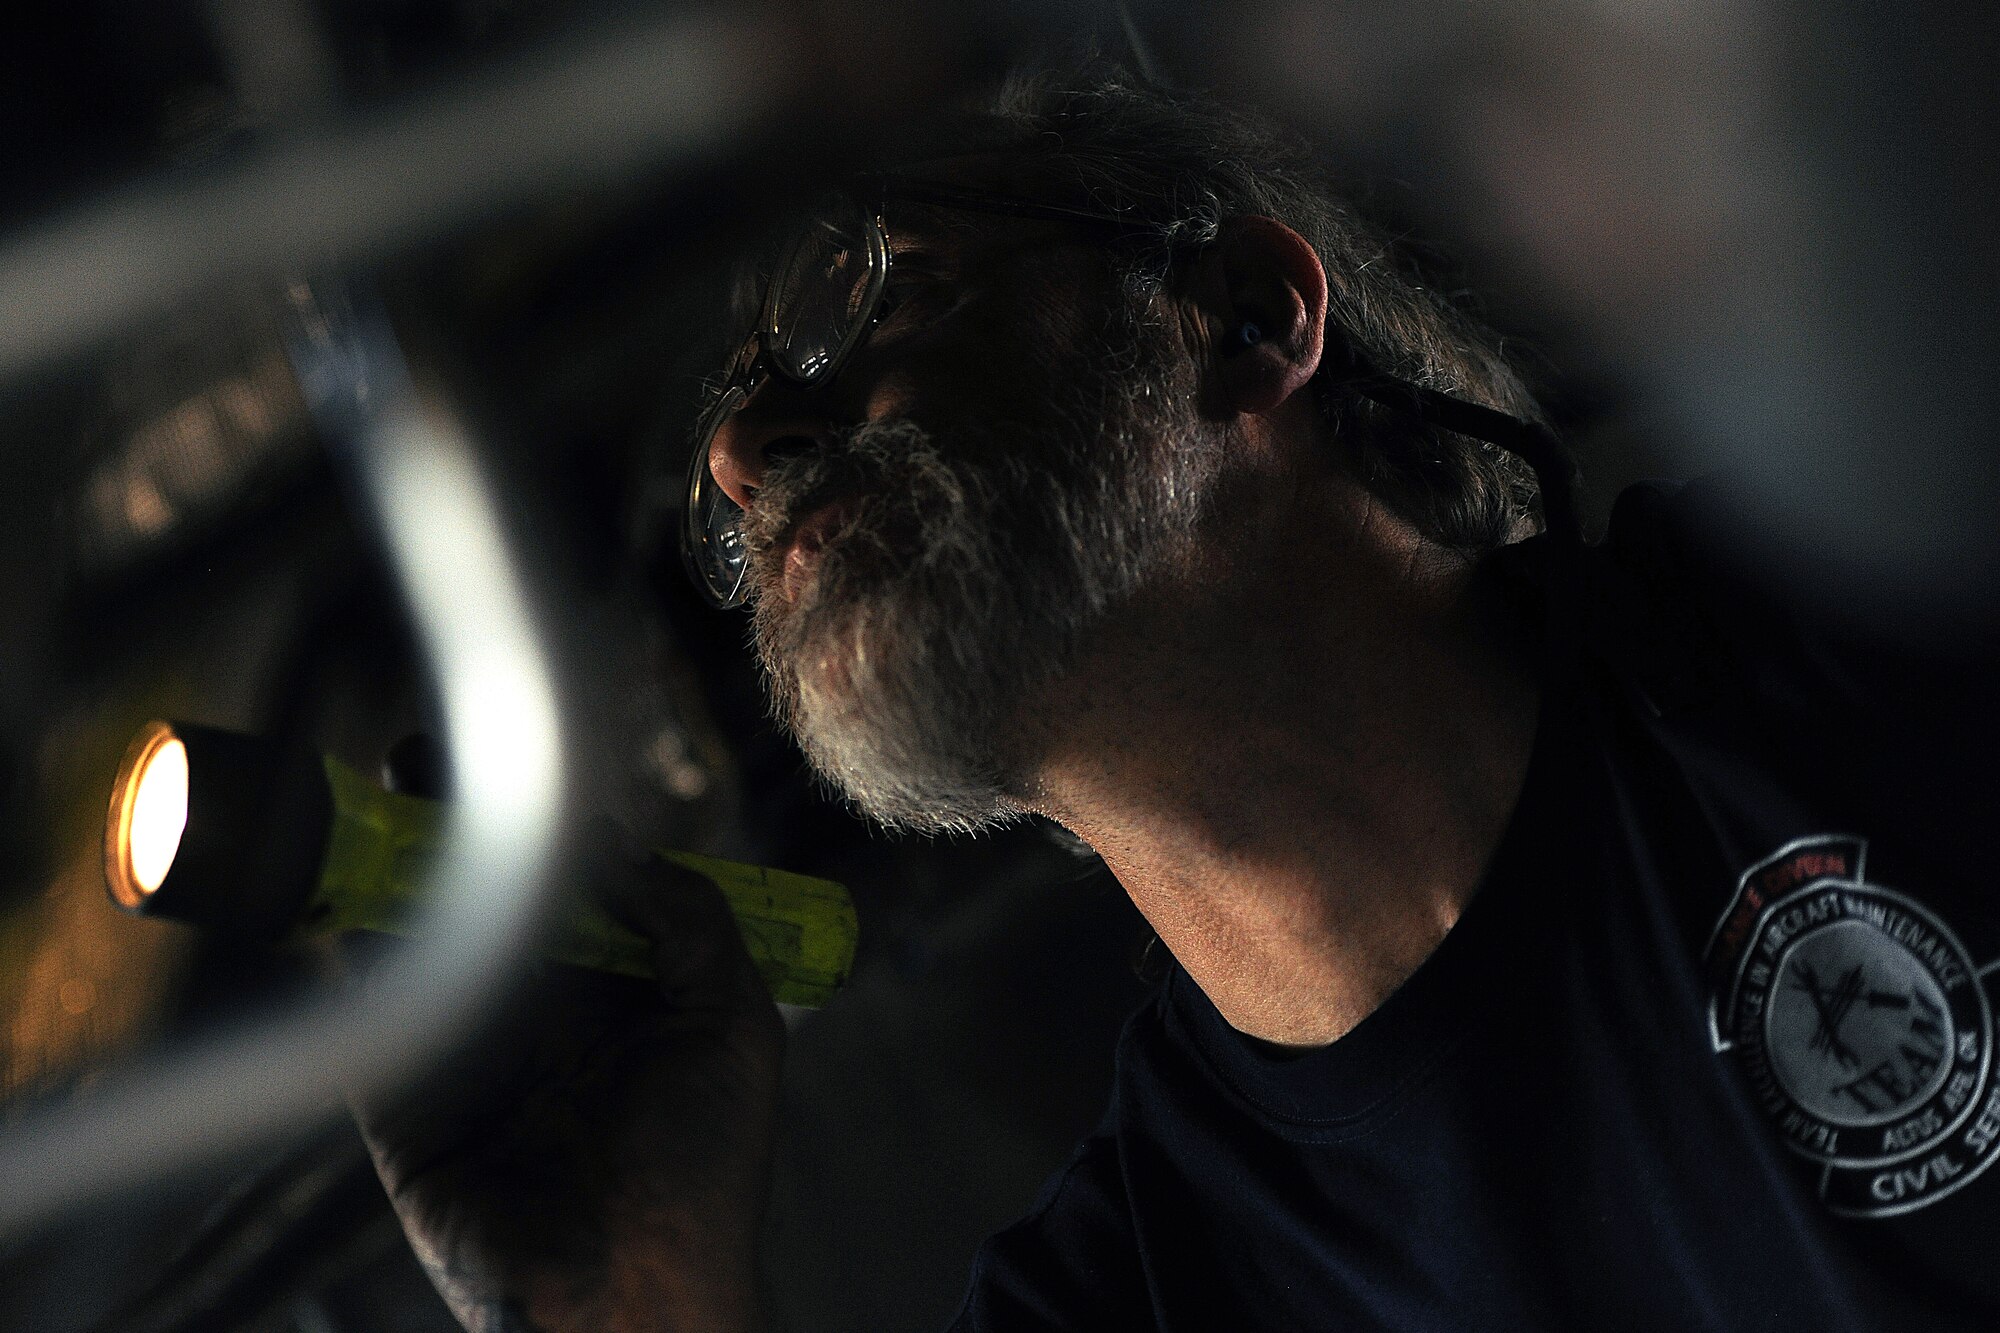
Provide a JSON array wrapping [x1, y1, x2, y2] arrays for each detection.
[[860, 376, 915, 424], [901, 308, 1058, 414]]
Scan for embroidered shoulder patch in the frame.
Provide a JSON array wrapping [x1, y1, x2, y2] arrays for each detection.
[[1706, 835, 2000, 1217]]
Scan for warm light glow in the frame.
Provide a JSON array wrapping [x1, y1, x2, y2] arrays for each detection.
[[126, 738, 188, 894], [107, 722, 192, 909]]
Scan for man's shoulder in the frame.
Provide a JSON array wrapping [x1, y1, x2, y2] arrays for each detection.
[[1593, 475, 1775, 626], [1577, 477, 2000, 819], [1555, 477, 1777, 720], [1589, 475, 1995, 686], [949, 1014, 1161, 1333]]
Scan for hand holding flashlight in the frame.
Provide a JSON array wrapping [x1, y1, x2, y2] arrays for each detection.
[[351, 821, 785, 1333], [105, 720, 794, 1328]]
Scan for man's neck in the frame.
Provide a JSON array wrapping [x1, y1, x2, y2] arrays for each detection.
[[1023, 491, 1541, 1049]]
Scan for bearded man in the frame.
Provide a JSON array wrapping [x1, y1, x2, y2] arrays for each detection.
[[357, 69, 2000, 1332]]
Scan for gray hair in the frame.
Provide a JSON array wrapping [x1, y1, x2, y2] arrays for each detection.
[[918, 65, 1546, 551]]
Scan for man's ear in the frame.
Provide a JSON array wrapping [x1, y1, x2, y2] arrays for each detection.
[[1184, 216, 1329, 418]]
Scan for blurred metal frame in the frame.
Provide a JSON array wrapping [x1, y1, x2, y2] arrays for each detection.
[[0, 7, 772, 389], [0, 2, 790, 1236], [0, 297, 574, 1232]]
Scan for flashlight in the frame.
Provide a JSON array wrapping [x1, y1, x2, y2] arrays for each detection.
[[104, 720, 855, 1007]]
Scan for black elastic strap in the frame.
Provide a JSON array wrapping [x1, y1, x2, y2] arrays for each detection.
[[1348, 376, 1582, 549], [1319, 325, 1582, 549]]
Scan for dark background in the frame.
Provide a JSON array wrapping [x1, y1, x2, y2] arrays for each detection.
[[2, 1, 1994, 1329]]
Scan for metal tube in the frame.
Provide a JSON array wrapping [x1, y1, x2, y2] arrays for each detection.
[[0, 6, 782, 1209], [0, 7, 773, 389]]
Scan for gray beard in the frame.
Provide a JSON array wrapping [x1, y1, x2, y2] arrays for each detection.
[[742, 302, 1217, 834]]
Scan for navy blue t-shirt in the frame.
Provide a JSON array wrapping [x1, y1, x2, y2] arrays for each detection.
[[951, 481, 2000, 1331]]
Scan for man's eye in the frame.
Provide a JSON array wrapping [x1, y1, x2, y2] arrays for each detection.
[[868, 282, 916, 326], [873, 252, 954, 322], [875, 274, 932, 322]]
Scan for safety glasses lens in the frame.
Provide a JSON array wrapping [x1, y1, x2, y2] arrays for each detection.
[[766, 196, 880, 384], [684, 197, 882, 609], [682, 384, 751, 608]]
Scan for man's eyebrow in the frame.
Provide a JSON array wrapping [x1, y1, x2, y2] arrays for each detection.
[[879, 219, 966, 269], [885, 205, 1071, 266], [880, 202, 958, 242], [884, 236, 954, 268]]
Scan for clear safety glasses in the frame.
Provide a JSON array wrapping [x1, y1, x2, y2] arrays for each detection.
[[679, 180, 1580, 609], [680, 181, 1145, 608]]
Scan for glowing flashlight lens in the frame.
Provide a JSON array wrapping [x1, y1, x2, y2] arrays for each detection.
[[127, 738, 189, 894]]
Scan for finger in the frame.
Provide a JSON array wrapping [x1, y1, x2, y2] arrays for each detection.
[[596, 852, 774, 1011], [346, 954, 646, 1170]]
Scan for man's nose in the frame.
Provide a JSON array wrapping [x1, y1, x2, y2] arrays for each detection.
[[707, 377, 834, 511]]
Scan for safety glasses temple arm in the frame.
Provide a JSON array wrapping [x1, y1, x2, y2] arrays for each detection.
[[1326, 334, 1581, 544], [855, 175, 1150, 233]]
